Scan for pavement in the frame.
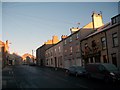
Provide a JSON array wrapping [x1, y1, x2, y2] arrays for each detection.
[[2, 66, 18, 89]]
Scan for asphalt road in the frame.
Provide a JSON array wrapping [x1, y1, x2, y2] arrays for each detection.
[[2, 65, 120, 89]]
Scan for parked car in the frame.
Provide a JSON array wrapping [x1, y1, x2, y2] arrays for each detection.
[[29, 63, 36, 66], [22, 63, 28, 65], [85, 63, 120, 83], [118, 66, 120, 71], [67, 66, 87, 77]]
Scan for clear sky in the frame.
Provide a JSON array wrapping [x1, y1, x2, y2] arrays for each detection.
[[2, 2, 119, 56], [0, 2, 2, 40], [1, 0, 120, 2]]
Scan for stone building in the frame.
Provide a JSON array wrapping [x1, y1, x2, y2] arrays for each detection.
[[0, 41, 6, 68], [36, 12, 120, 69], [0, 40, 9, 68], [81, 23, 110, 65], [45, 37, 64, 68], [81, 14, 120, 67], [36, 35, 59, 66], [22, 53, 35, 64], [63, 12, 103, 69], [106, 14, 120, 67]]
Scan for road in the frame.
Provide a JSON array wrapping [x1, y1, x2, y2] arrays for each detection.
[[2, 65, 120, 89]]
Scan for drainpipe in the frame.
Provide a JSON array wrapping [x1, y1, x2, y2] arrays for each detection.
[[80, 41, 83, 66], [105, 31, 109, 63]]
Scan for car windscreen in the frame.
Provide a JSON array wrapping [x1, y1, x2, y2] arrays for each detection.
[[103, 64, 118, 72], [76, 67, 86, 71]]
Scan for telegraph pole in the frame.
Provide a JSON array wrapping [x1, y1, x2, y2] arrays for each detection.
[[32, 50, 34, 63]]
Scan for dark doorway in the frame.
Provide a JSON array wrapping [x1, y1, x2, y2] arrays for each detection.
[[111, 53, 117, 67], [103, 55, 108, 63], [95, 55, 100, 63], [54, 57, 57, 68], [90, 57, 93, 63], [40, 59, 43, 66]]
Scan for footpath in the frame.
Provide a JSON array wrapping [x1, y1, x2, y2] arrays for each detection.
[[2, 66, 18, 89]]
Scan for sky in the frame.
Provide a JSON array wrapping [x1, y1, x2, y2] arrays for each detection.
[[1, 1, 119, 56], [0, 2, 2, 40], [1, 0, 120, 2]]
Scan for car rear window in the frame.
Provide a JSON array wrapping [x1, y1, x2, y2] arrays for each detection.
[[103, 64, 117, 71]]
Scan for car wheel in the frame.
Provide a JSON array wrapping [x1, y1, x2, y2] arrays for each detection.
[[75, 73, 78, 77], [87, 74, 91, 79], [104, 77, 110, 83], [67, 71, 71, 76]]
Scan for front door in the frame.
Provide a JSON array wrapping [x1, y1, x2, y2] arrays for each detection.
[[54, 57, 57, 67]]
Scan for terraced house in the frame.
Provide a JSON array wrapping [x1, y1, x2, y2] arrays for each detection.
[[43, 12, 104, 69], [106, 14, 120, 67], [81, 14, 120, 67], [45, 35, 66, 68], [36, 35, 59, 66], [36, 12, 120, 69]]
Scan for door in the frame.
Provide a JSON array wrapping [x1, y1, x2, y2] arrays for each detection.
[[54, 57, 57, 67]]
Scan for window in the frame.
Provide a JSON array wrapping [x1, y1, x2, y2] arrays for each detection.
[[76, 33, 79, 39], [70, 46, 72, 53], [58, 46, 61, 53], [70, 37, 72, 42], [112, 14, 120, 25], [55, 48, 56, 52], [101, 37, 106, 50], [46, 53, 48, 57], [65, 49, 67, 53], [94, 56, 100, 63], [85, 43, 88, 48], [51, 58, 53, 65], [59, 56, 62, 65], [112, 18, 116, 25], [47, 52, 49, 57], [64, 40, 67, 45], [91, 40, 96, 47], [90, 57, 93, 63], [50, 51, 52, 56], [46, 59, 48, 65], [112, 33, 118, 47], [111, 53, 117, 66], [99, 65, 105, 71]]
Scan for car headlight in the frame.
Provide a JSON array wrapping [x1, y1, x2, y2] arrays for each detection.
[[110, 72, 115, 76]]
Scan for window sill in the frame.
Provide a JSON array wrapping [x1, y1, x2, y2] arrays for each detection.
[[112, 45, 119, 48], [102, 48, 107, 51]]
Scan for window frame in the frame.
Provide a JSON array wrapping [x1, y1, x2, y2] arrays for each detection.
[[101, 37, 107, 50], [70, 37, 72, 42], [112, 33, 118, 47]]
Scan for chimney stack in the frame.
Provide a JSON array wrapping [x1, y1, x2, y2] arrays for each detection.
[[70, 27, 80, 34], [52, 35, 59, 44], [61, 35, 68, 40], [92, 11, 104, 29]]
